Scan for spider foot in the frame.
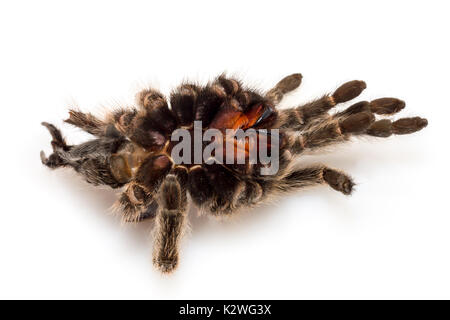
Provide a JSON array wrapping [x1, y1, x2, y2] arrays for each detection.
[[332, 80, 366, 104], [274, 73, 303, 94], [323, 168, 355, 195], [369, 98, 405, 115]]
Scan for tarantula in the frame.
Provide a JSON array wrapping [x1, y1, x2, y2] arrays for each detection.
[[40, 73, 427, 273]]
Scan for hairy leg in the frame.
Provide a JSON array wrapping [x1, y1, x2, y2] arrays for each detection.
[[195, 164, 355, 217], [64, 87, 168, 138], [65, 87, 175, 149], [277, 80, 367, 129], [41, 149, 127, 188], [64, 110, 108, 136], [152, 173, 188, 273], [40, 122, 129, 188], [284, 111, 376, 156], [278, 165, 355, 195]]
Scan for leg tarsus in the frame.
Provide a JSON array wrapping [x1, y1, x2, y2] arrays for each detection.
[[392, 117, 428, 134], [266, 73, 303, 105], [275, 73, 303, 93], [369, 98, 405, 115], [332, 80, 366, 104], [322, 168, 355, 195]]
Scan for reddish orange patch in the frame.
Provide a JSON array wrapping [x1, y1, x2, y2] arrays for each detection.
[[210, 103, 272, 131]]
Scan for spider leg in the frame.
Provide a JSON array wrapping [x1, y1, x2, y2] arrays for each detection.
[[265, 73, 303, 105], [65, 89, 175, 146], [152, 173, 188, 273], [278, 165, 355, 195], [284, 111, 375, 155], [66, 94, 172, 151], [277, 80, 366, 129], [204, 165, 355, 216], [41, 149, 126, 188], [64, 107, 145, 141], [64, 110, 108, 136], [41, 122, 130, 188], [186, 162, 354, 217]]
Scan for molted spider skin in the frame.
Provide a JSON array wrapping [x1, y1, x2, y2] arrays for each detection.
[[40, 73, 428, 273]]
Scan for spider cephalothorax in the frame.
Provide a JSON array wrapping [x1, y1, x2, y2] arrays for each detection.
[[41, 73, 427, 273]]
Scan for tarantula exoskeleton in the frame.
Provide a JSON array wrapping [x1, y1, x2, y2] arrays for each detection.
[[40, 73, 427, 273]]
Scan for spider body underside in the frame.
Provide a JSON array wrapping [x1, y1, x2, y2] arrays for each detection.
[[41, 73, 427, 273]]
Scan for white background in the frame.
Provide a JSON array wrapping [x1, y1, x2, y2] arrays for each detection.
[[0, 1, 448, 299]]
